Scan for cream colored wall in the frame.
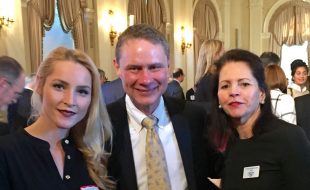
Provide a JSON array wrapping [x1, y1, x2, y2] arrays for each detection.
[[0, 0, 29, 74]]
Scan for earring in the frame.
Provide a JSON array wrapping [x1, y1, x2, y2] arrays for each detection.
[[218, 104, 222, 109]]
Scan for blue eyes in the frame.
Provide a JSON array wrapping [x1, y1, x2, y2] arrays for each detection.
[[52, 83, 90, 96]]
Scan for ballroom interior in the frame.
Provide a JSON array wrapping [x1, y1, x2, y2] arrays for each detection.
[[0, 0, 309, 92]]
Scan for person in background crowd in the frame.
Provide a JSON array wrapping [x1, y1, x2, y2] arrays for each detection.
[[7, 73, 36, 132], [287, 59, 309, 98], [264, 64, 296, 124], [259, 51, 280, 67], [164, 68, 185, 99], [209, 49, 310, 190], [0, 56, 25, 135], [107, 24, 222, 190], [0, 47, 114, 190], [0, 56, 25, 108], [98, 68, 109, 85], [101, 77, 125, 105], [295, 93, 310, 140], [194, 39, 224, 102], [186, 87, 195, 101]]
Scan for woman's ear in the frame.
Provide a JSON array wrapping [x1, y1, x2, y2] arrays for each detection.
[[259, 89, 266, 104], [34, 75, 43, 96]]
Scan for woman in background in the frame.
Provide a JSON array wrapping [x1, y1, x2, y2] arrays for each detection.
[[210, 49, 310, 190], [0, 47, 114, 190], [287, 59, 309, 98], [265, 64, 296, 124], [194, 39, 224, 102]]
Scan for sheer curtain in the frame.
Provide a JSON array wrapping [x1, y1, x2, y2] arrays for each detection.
[[193, 0, 219, 68], [27, 0, 55, 72], [57, 0, 85, 50], [269, 1, 310, 59]]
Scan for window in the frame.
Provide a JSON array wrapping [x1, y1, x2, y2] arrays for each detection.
[[43, 2, 74, 59], [281, 41, 308, 83]]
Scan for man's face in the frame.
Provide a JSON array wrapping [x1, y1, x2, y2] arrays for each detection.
[[0, 73, 25, 107], [115, 39, 169, 115]]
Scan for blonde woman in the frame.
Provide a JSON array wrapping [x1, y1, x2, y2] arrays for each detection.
[[0, 47, 114, 190], [194, 39, 224, 102]]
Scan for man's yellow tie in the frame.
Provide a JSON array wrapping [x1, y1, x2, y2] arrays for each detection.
[[142, 115, 171, 190]]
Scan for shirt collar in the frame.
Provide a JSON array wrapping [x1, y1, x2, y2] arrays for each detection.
[[125, 95, 166, 131]]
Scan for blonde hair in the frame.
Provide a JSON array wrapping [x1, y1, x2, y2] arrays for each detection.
[[31, 47, 114, 189], [194, 39, 224, 85]]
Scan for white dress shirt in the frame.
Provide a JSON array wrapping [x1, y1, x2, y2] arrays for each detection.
[[125, 95, 187, 190]]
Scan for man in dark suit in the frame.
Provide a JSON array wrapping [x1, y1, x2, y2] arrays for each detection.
[[7, 74, 35, 131], [164, 68, 185, 99], [101, 77, 124, 105], [295, 94, 310, 140], [107, 24, 222, 190], [0, 56, 25, 135]]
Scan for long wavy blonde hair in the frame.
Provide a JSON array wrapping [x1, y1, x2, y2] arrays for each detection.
[[194, 39, 224, 86], [31, 47, 114, 189]]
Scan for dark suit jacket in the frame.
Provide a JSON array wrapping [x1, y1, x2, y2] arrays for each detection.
[[101, 78, 125, 105], [195, 73, 214, 102], [107, 96, 222, 190], [164, 80, 185, 99], [295, 94, 310, 140], [7, 88, 33, 132]]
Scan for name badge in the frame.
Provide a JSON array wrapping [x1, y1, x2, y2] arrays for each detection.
[[243, 165, 260, 179], [80, 185, 99, 190]]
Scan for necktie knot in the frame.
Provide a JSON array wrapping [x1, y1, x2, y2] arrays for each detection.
[[142, 115, 158, 130]]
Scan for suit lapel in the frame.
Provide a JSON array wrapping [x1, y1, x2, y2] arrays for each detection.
[[164, 97, 196, 189], [108, 98, 138, 190]]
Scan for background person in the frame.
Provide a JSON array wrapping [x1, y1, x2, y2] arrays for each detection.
[[107, 24, 222, 190], [264, 64, 296, 124], [7, 73, 36, 132], [0, 47, 114, 190], [0, 56, 25, 108], [164, 68, 185, 99], [259, 51, 280, 67], [287, 59, 309, 98], [295, 93, 310, 140], [0, 56, 25, 135], [194, 39, 224, 102], [210, 49, 310, 190]]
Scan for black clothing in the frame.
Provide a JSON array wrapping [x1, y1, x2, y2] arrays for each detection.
[[0, 130, 96, 190], [186, 88, 195, 101], [195, 73, 214, 102], [107, 96, 222, 190], [7, 88, 33, 131], [295, 94, 310, 140], [164, 80, 185, 99], [222, 118, 310, 190], [0, 122, 9, 136]]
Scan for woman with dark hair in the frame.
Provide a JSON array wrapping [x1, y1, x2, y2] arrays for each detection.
[[209, 49, 310, 190], [287, 59, 309, 98]]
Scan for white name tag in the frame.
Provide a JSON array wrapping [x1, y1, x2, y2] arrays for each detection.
[[80, 185, 99, 190], [243, 165, 260, 179]]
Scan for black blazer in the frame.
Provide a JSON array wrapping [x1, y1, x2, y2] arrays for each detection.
[[295, 94, 310, 140], [107, 96, 222, 190], [7, 88, 33, 132], [164, 80, 185, 99]]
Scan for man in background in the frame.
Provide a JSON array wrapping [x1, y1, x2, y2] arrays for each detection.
[[0, 56, 25, 135], [164, 68, 185, 99], [7, 73, 35, 131], [260, 51, 281, 67]]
